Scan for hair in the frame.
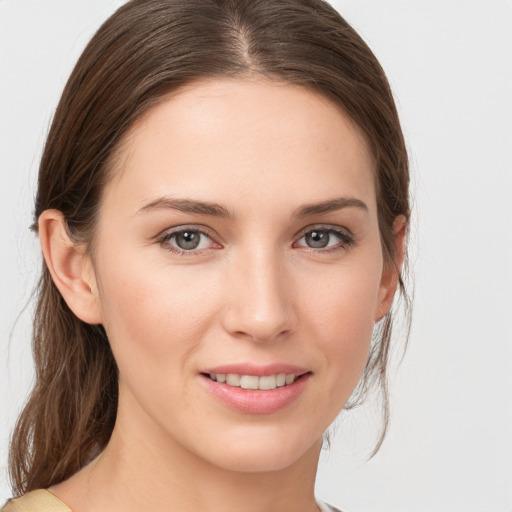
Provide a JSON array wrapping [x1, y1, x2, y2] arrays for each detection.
[[8, 0, 410, 496]]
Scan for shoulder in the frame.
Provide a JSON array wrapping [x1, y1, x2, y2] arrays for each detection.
[[3, 492, 343, 512], [1, 490, 71, 512]]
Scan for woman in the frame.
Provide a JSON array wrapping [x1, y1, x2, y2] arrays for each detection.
[[3, 0, 410, 511]]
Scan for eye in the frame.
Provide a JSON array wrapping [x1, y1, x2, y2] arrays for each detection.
[[294, 227, 354, 251], [159, 227, 219, 254]]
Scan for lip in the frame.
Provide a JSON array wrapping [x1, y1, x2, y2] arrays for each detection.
[[199, 364, 312, 415], [202, 363, 309, 377]]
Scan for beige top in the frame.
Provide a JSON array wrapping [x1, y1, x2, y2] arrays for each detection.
[[2, 489, 342, 512], [1, 490, 71, 511]]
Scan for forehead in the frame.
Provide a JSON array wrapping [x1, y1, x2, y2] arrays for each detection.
[[106, 78, 376, 217]]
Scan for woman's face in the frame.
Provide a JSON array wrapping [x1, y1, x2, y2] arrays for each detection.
[[89, 78, 394, 472]]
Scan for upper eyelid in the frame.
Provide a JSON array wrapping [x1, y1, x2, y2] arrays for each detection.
[[293, 223, 353, 238], [158, 224, 216, 240]]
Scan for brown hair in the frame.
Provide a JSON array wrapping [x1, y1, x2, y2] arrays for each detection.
[[9, 0, 410, 495]]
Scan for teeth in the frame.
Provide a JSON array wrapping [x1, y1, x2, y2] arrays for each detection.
[[258, 375, 276, 390], [240, 375, 259, 389], [226, 374, 241, 386], [210, 373, 299, 389]]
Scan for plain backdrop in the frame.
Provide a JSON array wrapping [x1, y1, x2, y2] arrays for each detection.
[[1, 1, 511, 511]]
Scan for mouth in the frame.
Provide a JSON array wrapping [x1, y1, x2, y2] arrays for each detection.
[[199, 367, 312, 414], [203, 372, 307, 390]]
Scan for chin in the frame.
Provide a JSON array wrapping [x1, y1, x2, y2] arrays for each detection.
[[187, 424, 324, 474]]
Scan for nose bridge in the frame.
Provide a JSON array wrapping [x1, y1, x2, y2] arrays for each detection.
[[222, 242, 296, 342]]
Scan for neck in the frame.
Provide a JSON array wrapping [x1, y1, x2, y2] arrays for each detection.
[[52, 390, 323, 512]]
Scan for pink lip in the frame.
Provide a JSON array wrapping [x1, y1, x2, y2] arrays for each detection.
[[202, 363, 309, 377], [199, 364, 312, 415]]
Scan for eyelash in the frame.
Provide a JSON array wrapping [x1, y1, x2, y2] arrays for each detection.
[[157, 225, 356, 256], [158, 226, 219, 256], [293, 226, 356, 254]]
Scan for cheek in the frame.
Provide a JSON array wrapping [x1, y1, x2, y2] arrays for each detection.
[[301, 257, 381, 337], [96, 255, 221, 376], [298, 257, 382, 393]]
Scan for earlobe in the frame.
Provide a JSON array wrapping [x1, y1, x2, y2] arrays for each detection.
[[39, 209, 103, 325], [375, 215, 407, 322]]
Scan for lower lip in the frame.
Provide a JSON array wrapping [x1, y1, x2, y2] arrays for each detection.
[[200, 374, 311, 415]]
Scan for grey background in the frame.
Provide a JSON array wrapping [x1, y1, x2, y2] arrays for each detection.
[[1, 1, 511, 510]]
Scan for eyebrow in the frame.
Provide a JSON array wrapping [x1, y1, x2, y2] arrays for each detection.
[[294, 197, 368, 217], [136, 196, 367, 219], [136, 197, 235, 218]]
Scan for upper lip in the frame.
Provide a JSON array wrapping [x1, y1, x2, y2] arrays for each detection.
[[201, 363, 310, 377]]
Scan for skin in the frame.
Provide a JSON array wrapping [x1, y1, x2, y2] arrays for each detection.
[[41, 78, 404, 512]]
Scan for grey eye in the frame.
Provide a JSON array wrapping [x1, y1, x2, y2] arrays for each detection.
[[174, 230, 202, 250], [304, 230, 330, 248], [160, 227, 216, 254]]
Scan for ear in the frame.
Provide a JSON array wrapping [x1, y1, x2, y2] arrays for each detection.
[[375, 215, 407, 322], [39, 209, 103, 325]]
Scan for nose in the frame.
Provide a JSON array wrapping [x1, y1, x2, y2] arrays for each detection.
[[221, 247, 297, 343]]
